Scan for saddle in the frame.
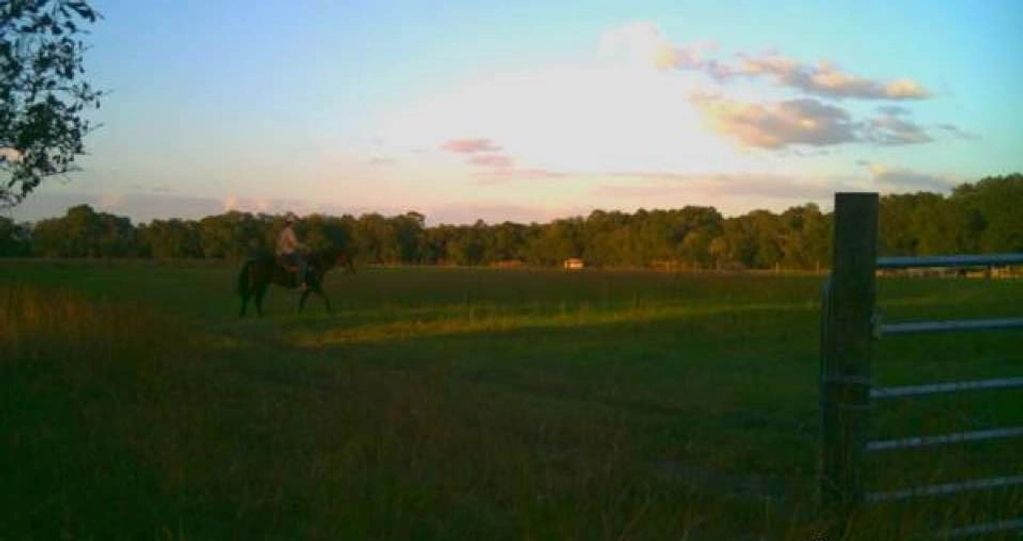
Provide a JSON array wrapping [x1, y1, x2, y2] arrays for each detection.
[[276, 256, 300, 274]]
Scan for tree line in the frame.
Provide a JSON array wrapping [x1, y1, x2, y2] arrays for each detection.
[[1, 174, 1020, 269]]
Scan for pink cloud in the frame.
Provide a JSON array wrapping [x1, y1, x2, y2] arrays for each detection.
[[427, 203, 569, 225], [473, 168, 568, 184], [468, 154, 514, 168], [441, 138, 502, 153], [596, 171, 863, 202]]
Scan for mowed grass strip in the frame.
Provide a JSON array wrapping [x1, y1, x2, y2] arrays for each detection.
[[1, 261, 1021, 540]]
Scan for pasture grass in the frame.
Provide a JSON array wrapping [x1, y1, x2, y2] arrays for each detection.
[[1, 260, 1020, 540]]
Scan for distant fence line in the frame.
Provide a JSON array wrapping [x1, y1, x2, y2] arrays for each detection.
[[819, 193, 1023, 538]]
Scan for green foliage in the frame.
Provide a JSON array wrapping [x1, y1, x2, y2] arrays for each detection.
[[876, 174, 1023, 256], [0, 215, 31, 256], [6, 174, 1023, 264], [1, 0, 102, 206], [952, 173, 1023, 252], [295, 213, 352, 255], [196, 211, 267, 259], [138, 218, 202, 258], [351, 212, 400, 264], [31, 203, 136, 257]]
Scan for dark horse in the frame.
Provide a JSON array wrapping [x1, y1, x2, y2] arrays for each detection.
[[237, 248, 354, 316]]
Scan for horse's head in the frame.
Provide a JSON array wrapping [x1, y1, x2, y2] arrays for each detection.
[[311, 248, 356, 274], [335, 252, 357, 274]]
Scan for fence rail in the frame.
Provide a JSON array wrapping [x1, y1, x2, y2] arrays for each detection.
[[865, 475, 1023, 503], [865, 426, 1023, 451], [820, 193, 1023, 538], [880, 317, 1023, 335], [871, 376, 1023, 399], [943, 518, 1023, 539], [876, 253, 1023, 269]]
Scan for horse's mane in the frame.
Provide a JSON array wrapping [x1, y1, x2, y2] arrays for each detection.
[[307, 247, 353, 271]]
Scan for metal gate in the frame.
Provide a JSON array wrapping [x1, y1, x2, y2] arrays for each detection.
[[819, 193, 1023, 537]]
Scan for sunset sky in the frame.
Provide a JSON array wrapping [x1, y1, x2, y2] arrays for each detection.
[[9, 0, 1023, 224]]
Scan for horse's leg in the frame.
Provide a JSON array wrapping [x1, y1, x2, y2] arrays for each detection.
[[237, 261, 253, 317], [316, 288, 333, 314], [239, 289, 249, 317], [255, 284, 268, 317], [298, 289, 312, 313]]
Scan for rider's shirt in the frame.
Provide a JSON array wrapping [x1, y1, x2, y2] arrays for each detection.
[[276, 226, 301, 255]]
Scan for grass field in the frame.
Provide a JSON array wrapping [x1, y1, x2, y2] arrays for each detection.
[[2, 260, 1021, 540]]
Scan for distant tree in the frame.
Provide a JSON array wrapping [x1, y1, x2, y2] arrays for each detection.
[[779, 204, 829, 270], [712, 217, 757, 269], [390, 212, 425, 263], [951, 174, 1023, 252], [351, 213, 399, 264], [633, 209, 679, 264], [911, 196, 959, 255], [31, 204, 136, 257], [421, 224, 456, 264], [139, 218, 202, 258], [197, 211, 265, 259], [483, 221, 528, 263], [673, 206, 723, 268], [749, 210, 786, 268], [1, 0, 102, 207], [9, 172, 1022, 265], [297, 213, 352, 254], [0, 215, 31, 256], [446, 221, 487, 265], [878, 192, 955, 256], [707, 235, 729, 270], [526, 217, 582, 265], [581, 210, 629, 266]]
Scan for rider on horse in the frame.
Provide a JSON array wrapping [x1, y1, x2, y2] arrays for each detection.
[[276, 213, 308, 289]]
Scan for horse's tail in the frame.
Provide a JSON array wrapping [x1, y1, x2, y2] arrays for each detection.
[[237, 259, 254, 296]]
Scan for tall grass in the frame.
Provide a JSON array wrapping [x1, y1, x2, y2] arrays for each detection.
[[2, 283, 819, 539], [1, 264, 1020, 540], [2, 286, 190, 538]]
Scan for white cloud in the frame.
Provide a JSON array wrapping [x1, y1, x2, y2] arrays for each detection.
[[691, 94, 858, 149], [381, 64, 746, 173], [865, 163, 957, 192], [599, 22, 712, 70], [735, 56, 930, 100], [690, 95, 947, 149], [936, 124, 980, 141], [863, 107, 933, 145], [605, 22, 931, 101]]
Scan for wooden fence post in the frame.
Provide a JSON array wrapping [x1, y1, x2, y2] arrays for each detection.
[[821, 193, 878, 515]]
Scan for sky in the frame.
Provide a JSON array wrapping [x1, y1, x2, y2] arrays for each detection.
[[8, 0, 1023, 224]]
